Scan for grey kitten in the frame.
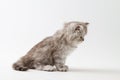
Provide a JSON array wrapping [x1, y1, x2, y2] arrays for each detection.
[[13, 21, 89, 72]]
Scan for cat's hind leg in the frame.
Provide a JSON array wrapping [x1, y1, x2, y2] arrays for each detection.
[[12, 57, 34, 71], [42, 65, 55, 71], [12, 60, 28, 71], [36, 65, 55, 72]]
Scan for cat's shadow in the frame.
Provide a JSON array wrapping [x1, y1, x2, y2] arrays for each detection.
[[69, 68, 120, 74]]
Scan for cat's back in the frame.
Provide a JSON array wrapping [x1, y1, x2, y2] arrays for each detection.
[[26, 36, 54, 56]]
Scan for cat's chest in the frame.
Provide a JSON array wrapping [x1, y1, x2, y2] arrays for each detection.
[[59, 44, 76, 56]]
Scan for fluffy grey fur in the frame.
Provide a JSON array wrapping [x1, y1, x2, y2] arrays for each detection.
[[13, 21, 89, 72]]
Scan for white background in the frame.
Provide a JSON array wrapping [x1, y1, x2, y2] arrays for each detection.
[[0, 0, 120, 80]]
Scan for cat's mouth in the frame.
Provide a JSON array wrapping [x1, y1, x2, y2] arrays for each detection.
[[80, 37, 84, 41]]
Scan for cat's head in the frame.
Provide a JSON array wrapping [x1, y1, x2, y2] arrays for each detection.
[[64, 21, 89, 43]]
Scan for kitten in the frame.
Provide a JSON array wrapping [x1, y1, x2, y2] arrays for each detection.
[[13, 21, 89, 72]]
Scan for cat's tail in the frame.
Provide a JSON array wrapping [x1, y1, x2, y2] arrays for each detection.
[[12, 60, 28, 71]]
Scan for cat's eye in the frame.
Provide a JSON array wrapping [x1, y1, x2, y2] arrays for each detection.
[[75, 26, 80, 31]]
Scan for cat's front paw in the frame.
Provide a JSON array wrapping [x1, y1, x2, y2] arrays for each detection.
[[56, 65, 68, 72]]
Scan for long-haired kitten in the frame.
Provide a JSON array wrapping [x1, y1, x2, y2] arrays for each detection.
[[13, 21, 89, 72]]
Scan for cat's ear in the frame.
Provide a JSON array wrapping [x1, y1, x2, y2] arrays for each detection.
[[85, 22, 89, 26]]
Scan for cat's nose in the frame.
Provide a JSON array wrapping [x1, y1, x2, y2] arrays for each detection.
[[80, 37, 84, 41]]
